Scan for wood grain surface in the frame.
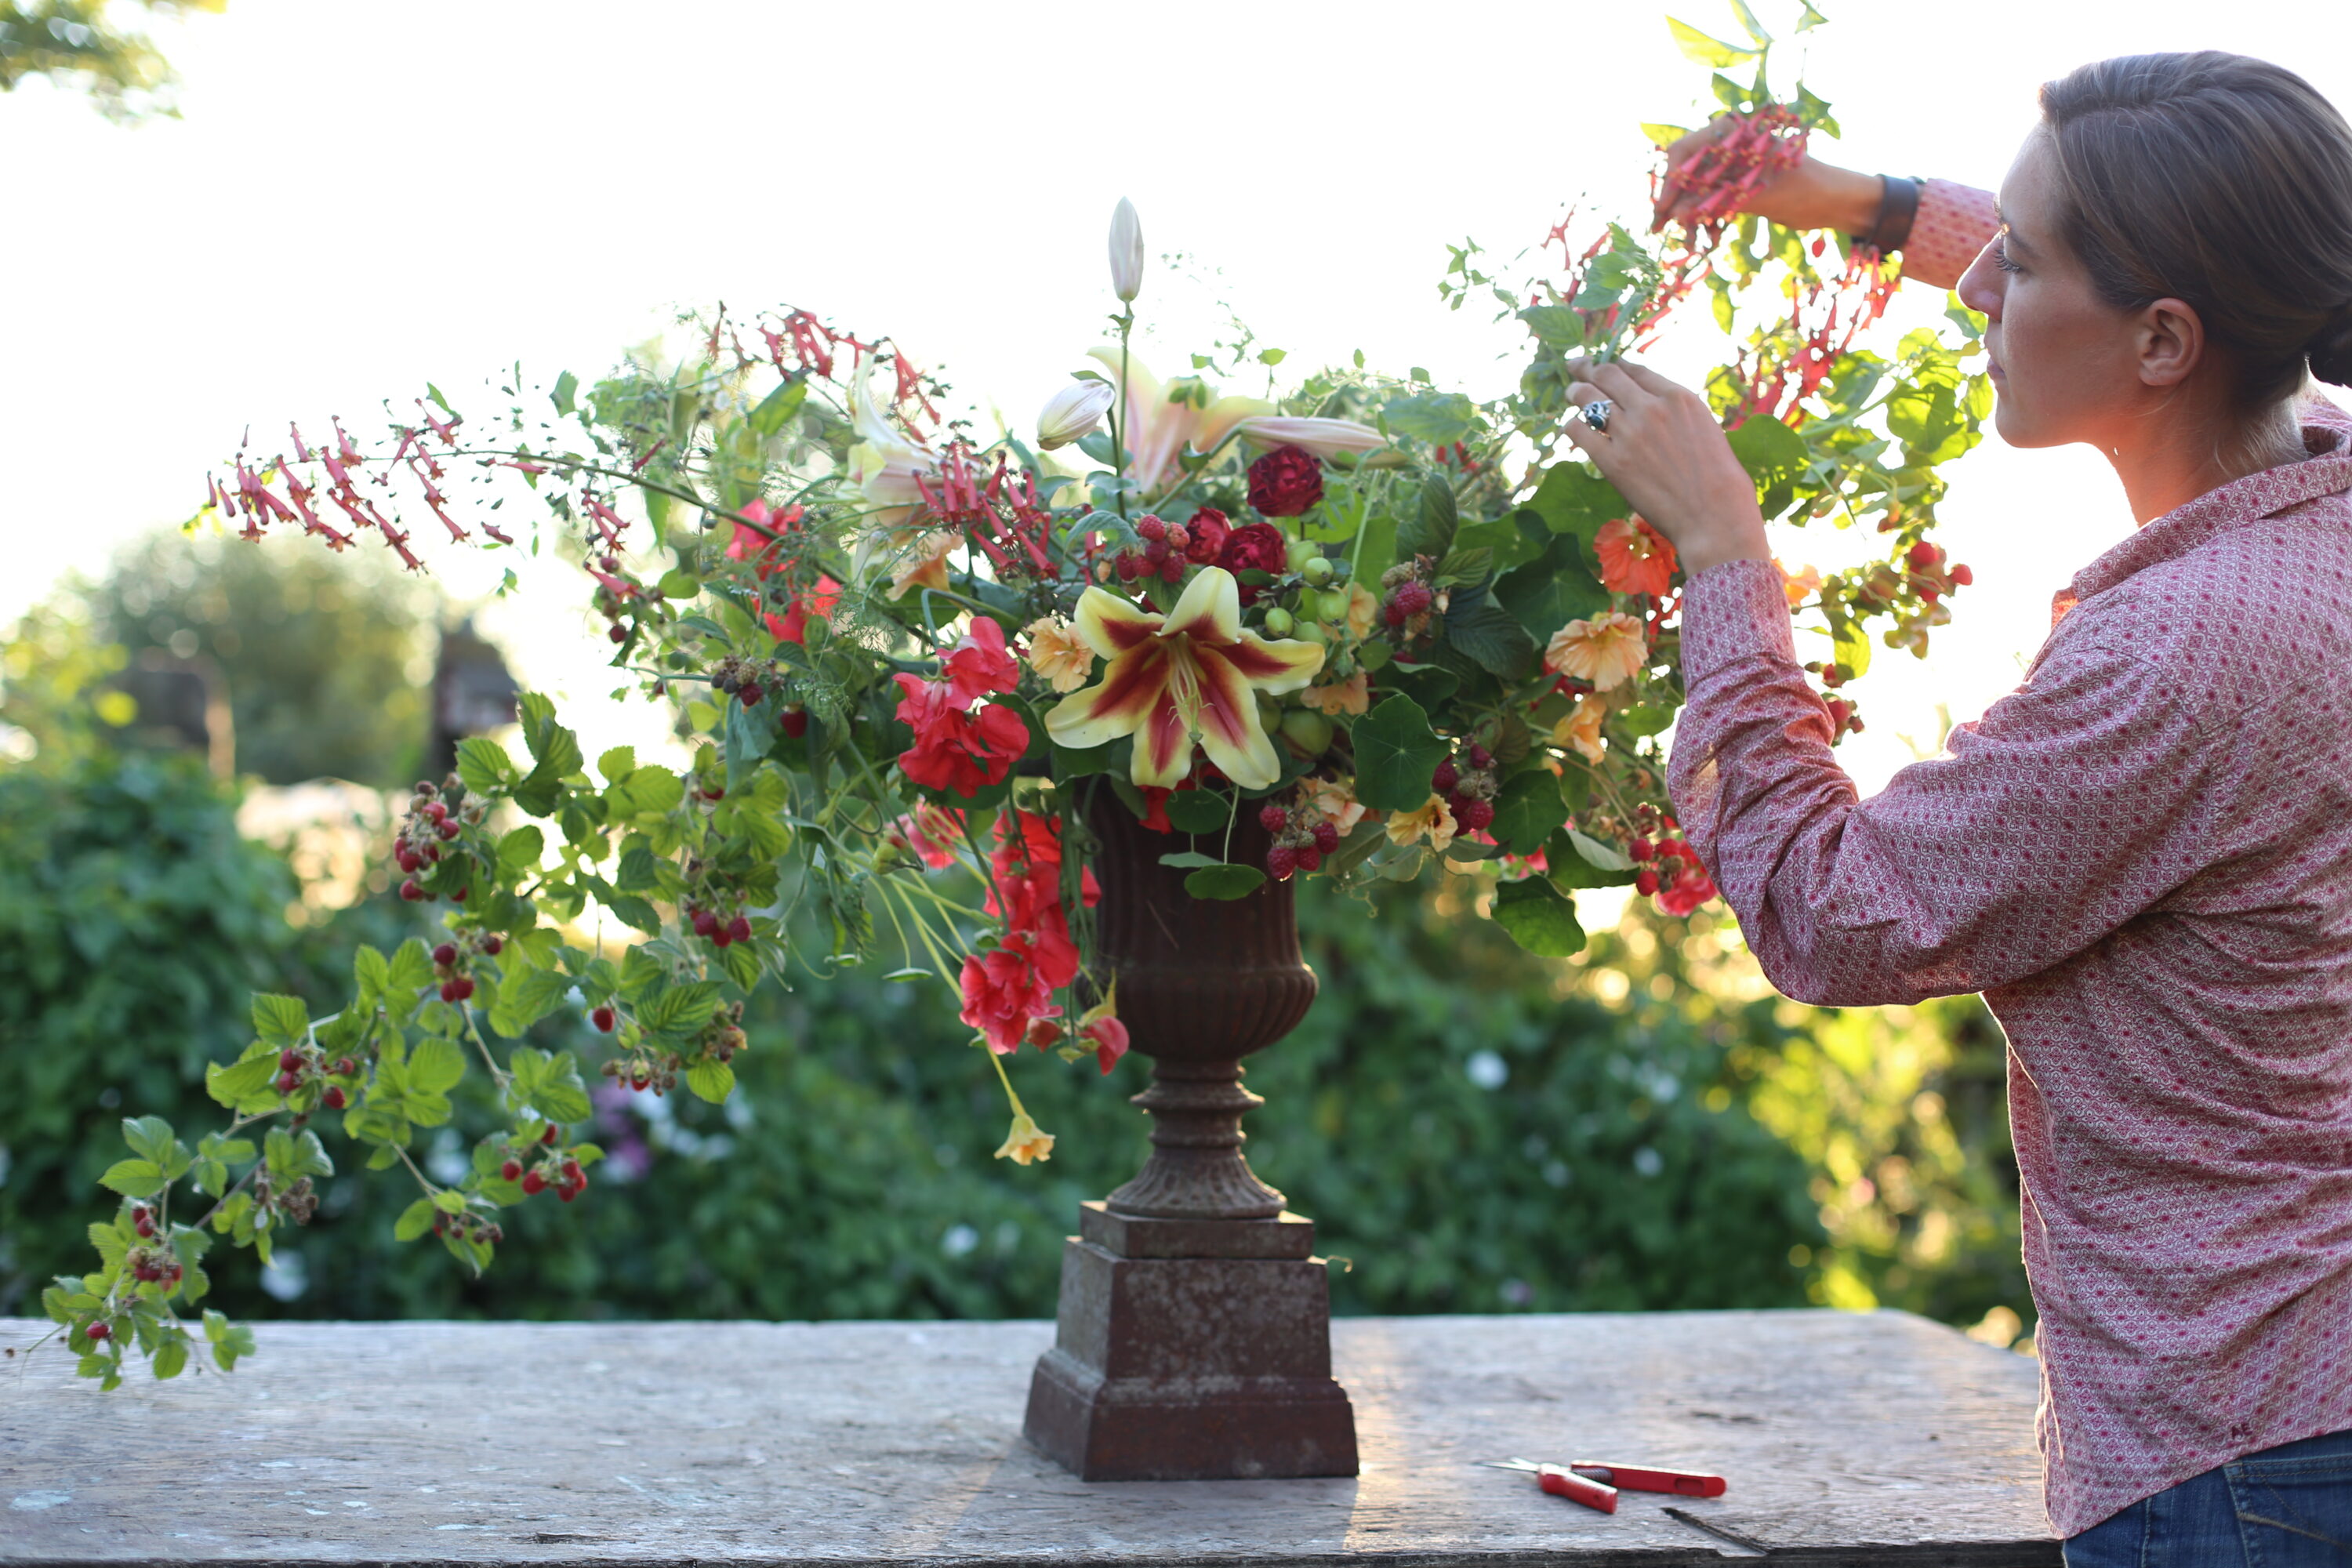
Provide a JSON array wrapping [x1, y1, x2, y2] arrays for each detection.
[[0, 1309, 2058, 1566]]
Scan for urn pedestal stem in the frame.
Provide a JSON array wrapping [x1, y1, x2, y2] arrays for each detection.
[[1021, 793, 1357, 1482]]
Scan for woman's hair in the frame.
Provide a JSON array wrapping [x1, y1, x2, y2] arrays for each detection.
[[2038, 52, 2352, 407]]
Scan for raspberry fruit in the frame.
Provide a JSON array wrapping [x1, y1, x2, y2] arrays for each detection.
[[1432, 759, 1460, 795], [591, 1005, 616, 1033], [1135, 515, 1166, 543], [1160, 555, 1183, 583], [1635, 869, 1661, 896], [1454, 798, 1495, 832], [1391, 581, 1433, 618], [1266, 844, 1299, 880], [1906, 540, 1940, 569], [1466, 743, 1493, 770], [543, 1123, 560, 1145], [1312, 821, 1340, 855], [449, 886, 467, 903], [400, 878, 426, 902], [739, 682, 764, 707], [433, 943, 459, 967], [557, 1181, 583, 1204], [1628, 837, 1654, 862], [395, 846, 421, 874], [278, 1047, 303, 1071], [275, 1070, 300, 1094], [702, 782, 726, 800], [727, 915, 753, 944], [1951, 563, 1974, 586], [322, 1086, 347, 1110], [423, 801, 448, 823], [1258, 804, 1289, 833], [332, 1057, 355, 1076], [781, 706, 809, 738], [521, 1170, 548, 1196], [500, 1159, 522, 1181], [86, 1322, 109, 1342], [437, 819, 461, 841], [482, 935, 503, 956], [1294, 848, 1323, 873]]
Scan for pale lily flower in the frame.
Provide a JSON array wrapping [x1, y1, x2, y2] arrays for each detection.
[[1022, 615, 1094, 693], [1109, 198, 1145, 303], [1037, 379, 1116, 451], [846, 355, 935, 524], [1233, 416, 1386, 458], [1087, 347, 1273, 492], [1044, 567, 1324, 789]]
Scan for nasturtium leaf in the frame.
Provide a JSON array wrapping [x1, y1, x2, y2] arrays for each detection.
[[1157, 851, 1224, 869], [1494, 524, 1608, 642], [1621, 704, 1675, 739], [1570, 829, 1635, 871], [657, 569, 702, 601], [1491, 876, 1588, 957], [1352, 695, 1452, 814], [1185, 864, 1268, 900], [1162, 788, 1233, 836], [1490, 771, 1572, 855]]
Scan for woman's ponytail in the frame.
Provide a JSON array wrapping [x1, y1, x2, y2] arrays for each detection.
[[2313, 309, 2352, 390]]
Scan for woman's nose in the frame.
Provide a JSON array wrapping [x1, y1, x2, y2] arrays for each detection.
[[1956, 241, 2002, 321]]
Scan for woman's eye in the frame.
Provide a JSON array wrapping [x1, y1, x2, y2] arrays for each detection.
[[1993, 238, 2023, 274]]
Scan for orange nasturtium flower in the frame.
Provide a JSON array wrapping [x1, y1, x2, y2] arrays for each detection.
[[1777, 559, 1824, 609], [1552, 693, 1609, 762], [1044, 567, 1325, 789], [1544, 611, 1649, 691], [1022, 615, 1095, 694], [1594, 516, 1679, 597]]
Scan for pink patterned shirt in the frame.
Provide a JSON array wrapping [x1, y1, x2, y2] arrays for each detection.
[[1670, 216, 2352, 1527]]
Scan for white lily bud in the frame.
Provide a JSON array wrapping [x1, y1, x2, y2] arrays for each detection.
[[1233, 416, 1387, 458], [1036, 379, 1117, 451], [1108, 197, 1145, 303]]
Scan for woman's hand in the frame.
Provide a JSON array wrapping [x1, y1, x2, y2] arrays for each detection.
[[1652, 116, 1886, 235], [1562, 358, 1769, 576]]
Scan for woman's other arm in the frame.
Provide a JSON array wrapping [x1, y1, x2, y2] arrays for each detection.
[[1652, 121, 1996, 290]]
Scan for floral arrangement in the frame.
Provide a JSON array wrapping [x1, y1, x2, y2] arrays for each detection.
[[39, 4, 1989, 1386]]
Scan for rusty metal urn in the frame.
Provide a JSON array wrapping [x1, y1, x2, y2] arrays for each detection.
[[1022, 793, 1359, 1481]]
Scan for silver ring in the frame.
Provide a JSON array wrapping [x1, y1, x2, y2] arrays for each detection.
[[1580, 398, 1613, 434]]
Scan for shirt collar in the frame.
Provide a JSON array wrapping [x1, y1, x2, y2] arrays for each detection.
[[2052, 416, 2352, 627]]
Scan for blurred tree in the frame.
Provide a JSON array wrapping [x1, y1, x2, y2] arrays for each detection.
[[0, 0, 223, 120], [82, 528, 439, 786]]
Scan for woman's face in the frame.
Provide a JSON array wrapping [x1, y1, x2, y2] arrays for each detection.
[[1955, 134, 2151, 451]]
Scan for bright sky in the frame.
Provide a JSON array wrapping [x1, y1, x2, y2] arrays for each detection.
[[9, 0, 2348, 799]]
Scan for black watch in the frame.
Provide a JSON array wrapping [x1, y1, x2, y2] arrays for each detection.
[[1853, 175, 1921, 255]]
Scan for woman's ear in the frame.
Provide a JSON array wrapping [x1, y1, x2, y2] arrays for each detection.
[[2136, 297, 2208, 390]]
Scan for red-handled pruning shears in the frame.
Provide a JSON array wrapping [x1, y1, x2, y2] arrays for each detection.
[[1482, 1456, 1728, 1515]]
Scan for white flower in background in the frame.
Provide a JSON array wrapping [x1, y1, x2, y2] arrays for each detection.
[[1085, 347, 1273, 492], [845, 356, 935, 527], [1232, 416, 1386, 458], [1036, 379, 1116, 451], [1108, 197, 1145, 303]]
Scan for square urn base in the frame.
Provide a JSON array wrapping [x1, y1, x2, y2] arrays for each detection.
[[1022, 1203, 1359, 1481]]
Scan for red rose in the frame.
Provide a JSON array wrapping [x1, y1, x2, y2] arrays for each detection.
[[1181, 507, 1231, 564], [1218, 521, 1289, 577], [1247, 445, 1323, 517]]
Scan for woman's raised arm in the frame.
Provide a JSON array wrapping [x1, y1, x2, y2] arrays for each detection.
[[1652, 119, 1996, 290]]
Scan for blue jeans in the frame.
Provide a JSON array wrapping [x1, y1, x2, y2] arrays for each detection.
[[2065, 1430, 2352, 1566]]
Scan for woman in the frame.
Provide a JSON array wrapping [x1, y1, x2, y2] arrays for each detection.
[[1577, 53, 2352, 1566]]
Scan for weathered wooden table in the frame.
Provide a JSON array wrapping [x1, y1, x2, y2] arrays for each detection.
[[1, 1310, 2057, 1566]]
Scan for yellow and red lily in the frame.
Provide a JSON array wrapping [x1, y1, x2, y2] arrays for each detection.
[[1045, 567, 1324, 789]]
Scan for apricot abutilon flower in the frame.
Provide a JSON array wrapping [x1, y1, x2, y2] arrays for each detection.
[[1777, 558, 1824, 609], [1232, 416, 1386, 459], [1552, 693, 1609, 763], [1036, 379, 1116, 451], [995, 1109, 1056, 1165], [1544, 612, 1649, 691], [1044, 567, 1325, 789], [1109, 198, 1145, 303], [1594, 516, 1679, 597], [1301, 670, 1370, 717], [1306, 776, 1368, 836], [1023, 615, 1094, 694]]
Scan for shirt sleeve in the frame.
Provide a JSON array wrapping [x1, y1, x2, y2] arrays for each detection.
[[1667, 560, 2230, 1006], [1900, 179, 1998, 291]]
